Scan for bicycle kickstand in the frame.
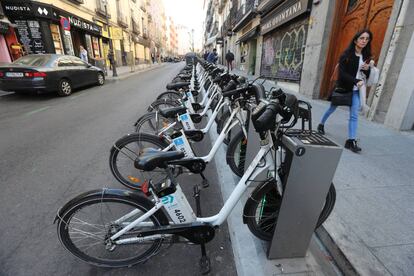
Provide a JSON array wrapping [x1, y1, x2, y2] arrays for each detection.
[[199, 172, 209, 188], [194, 184, 211, 274]]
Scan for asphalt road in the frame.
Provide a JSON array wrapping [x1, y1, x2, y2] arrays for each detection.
[[0, 62, 236, 276]]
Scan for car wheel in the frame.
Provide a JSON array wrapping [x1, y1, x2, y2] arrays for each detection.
[[57, 79, 72, 96], [97, 72, 105, 86]]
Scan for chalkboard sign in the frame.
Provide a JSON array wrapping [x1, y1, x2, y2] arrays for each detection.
[[14, 19, 45, 54]]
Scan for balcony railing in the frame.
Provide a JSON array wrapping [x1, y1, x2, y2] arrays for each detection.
[[118, 12, 128, 28], [95, 0, 110, 18], [234, 0, 256, 26], [132, 19, 140, 35], [68, 0, 84, 4], [148, 14, 152, 22], [142, 28, 149, 39]]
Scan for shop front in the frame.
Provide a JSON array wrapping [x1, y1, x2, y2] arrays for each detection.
[[1, 0, 103, 62], [260, 0, 311, 82], [236, 25, 260, 75]]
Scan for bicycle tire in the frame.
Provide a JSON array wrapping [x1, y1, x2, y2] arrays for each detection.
[[216, 109, 232, 145], [57, 191, 168, 268], [156, 91, 182, 102], [147, 99, 180, 113], [226, 130, 248, 177], [134, 112, 178, 136], [109, 133, 169, 189], [244, 181, 336, 241]]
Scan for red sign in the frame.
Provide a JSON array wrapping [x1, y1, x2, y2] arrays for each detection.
[[60, 17, 70, 31]]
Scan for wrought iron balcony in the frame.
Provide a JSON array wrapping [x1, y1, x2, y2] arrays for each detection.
[[117, 12, 128, 28], [233, 0, 257, 31], [95, 0, 111, 18], [132, 19, 140, 35], [68, 0, 84, 4], [142, 28, 149, 39]]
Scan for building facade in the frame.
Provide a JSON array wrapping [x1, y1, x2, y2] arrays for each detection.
[[0, 0, 167, 67], [203, 0, 414, 131]]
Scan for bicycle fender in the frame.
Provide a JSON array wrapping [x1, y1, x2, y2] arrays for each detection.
[[54, 188, 169, 225], [242, 179, 276, 224]]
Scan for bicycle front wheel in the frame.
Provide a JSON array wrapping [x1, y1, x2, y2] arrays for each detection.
[[244, 181, 336, 241], [109, 133, 170, 189], [226, 130, 247, 177], [135, 112, 178, 136], [57, 191, 168, 268]]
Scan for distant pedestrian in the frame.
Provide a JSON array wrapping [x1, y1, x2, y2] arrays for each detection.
[[79, 46, 88, 63], [207, 48, 218, 64], [318, 29, 374, 153], [225, 50, 235, 71], [203, 51, 209, 60], [151, 53, 155, 64]]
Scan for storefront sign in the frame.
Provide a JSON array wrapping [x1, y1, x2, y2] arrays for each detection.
[[216, 38, 224, 45], [261, 0, 310, 35], [110, 27, 123, 40], [60, 17, 70, 31], [2, 1, 54, 19], [67, 16, 101, 35]]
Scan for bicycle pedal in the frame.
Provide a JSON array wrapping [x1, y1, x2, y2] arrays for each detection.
[[199, 255, 211, 275], [201, 179, 209, 188]]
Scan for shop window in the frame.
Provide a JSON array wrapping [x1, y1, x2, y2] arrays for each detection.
[[92, 36, 101, 58], [50, 24, 63, 54]]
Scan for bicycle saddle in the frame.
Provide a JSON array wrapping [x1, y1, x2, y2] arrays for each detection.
[[159, 106, 187, 118], [166, 82, 190, 90], [134, 148, 185, 171]]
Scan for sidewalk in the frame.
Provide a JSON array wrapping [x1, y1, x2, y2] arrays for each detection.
[[105, 62, 165, 82], [227, 67, 414, 275]]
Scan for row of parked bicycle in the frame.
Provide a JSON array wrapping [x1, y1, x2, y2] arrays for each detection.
[[54, 58, 336, 274]]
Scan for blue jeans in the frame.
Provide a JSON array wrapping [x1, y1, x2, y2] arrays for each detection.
[[320, 90, 360, 139]]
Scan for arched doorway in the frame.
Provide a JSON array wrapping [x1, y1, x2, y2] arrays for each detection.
[[320, 0, 395, 99]]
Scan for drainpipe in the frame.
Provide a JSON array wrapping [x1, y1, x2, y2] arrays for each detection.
[[367, 0, 407, 120]]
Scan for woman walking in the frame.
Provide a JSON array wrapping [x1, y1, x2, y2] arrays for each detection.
[[318, 29, 373, 153]]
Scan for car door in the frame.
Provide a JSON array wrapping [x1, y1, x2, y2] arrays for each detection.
[[70, 57, 96, 86], [56, 56, 76, 87]]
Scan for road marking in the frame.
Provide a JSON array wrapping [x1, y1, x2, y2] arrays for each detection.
[[24, 106, 51, 116]]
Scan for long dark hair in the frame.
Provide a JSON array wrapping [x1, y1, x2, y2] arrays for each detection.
[[342, 29, 373, 61]]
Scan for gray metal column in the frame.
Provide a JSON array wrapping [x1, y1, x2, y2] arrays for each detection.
[[267, 133, 342, 258]]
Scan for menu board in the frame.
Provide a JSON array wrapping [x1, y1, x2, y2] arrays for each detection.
[[14, 20, 46, 54]]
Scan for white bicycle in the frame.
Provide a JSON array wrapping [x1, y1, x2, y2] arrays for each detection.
[[55, 88, 335, 273]]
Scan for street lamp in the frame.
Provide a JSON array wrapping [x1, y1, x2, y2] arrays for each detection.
[[102, 0, 117, 77]]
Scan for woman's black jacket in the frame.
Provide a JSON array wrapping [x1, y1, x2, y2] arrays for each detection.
[[337, 52, 371, 91]]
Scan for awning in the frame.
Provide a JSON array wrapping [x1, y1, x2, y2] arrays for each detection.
[[236, 26, 260, 44], [0, 17, 16, 27]]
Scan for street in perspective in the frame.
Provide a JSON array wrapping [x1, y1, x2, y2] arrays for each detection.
[[0, 0, 414, 276]]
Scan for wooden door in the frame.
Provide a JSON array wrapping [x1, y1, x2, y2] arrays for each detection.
[[320, 0, 394, 98]]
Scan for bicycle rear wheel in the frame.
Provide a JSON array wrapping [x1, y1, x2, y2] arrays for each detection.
[[226, 130, 247, 177], [109, 133, 170, 189], [147, 99, 180, 113], [244, 181, 336, 241], [135, 112, 178, 136], [156, 91, 182, 102], [57, 191, 168, 268]]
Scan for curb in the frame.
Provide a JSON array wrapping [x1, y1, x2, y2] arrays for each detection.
[[316, 227, 358, 276], [106, 64, 166, 83]]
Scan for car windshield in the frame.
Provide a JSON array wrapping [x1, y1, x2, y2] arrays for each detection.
[[13, 55, 50, 67]]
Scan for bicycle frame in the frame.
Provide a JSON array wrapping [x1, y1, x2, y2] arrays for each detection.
[[158, 101, 246, 163], [110, 130, 276, 243]]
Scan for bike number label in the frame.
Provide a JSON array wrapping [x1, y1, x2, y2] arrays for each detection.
[[179, 113, 195, 130], [172, 136, 194, 157]]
